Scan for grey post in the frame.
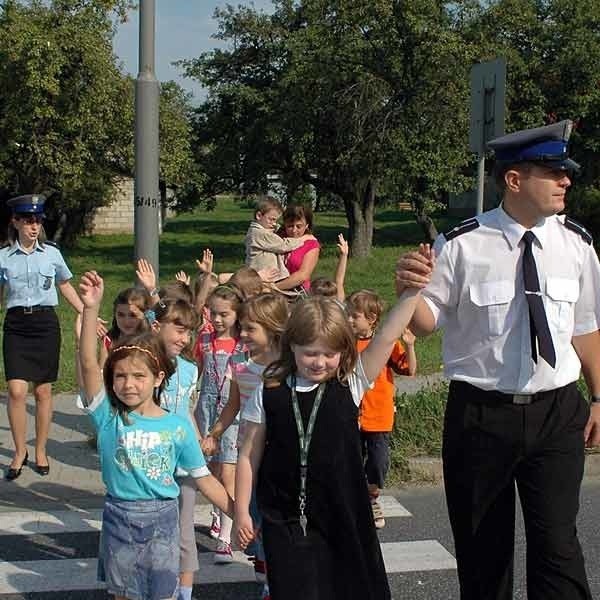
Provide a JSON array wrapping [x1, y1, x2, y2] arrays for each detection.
[[134, 0, 160, 279], [470, 58, 506, 215]]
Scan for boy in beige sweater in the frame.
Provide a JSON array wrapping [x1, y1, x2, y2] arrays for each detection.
[[245, 197, 314, 281]]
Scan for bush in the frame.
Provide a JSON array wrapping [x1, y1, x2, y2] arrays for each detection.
[[566, 186, 600, 239], [388, 382, 448, 484]]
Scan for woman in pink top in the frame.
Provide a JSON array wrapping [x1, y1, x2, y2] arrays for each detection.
[[276, 203, 320, 293]]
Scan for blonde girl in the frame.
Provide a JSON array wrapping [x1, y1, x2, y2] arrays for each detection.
[[233, 248, 431, 600], [202, 293, 288, 598], [78, 271, 233, 600]]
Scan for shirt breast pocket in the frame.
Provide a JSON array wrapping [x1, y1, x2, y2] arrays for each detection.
[[469, 280, 515, 336], [38, 266, 55, 291], [545, 278, 579, 333]]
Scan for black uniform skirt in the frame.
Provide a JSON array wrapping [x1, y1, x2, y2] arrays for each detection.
[[3, 308, 61, 383]]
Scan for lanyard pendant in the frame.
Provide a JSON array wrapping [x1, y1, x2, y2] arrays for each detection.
[[299, 513, 308, 536]]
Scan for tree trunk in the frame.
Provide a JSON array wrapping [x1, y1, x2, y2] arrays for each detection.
[[412, 198, 438, 243], [343, 179, 375, 258]]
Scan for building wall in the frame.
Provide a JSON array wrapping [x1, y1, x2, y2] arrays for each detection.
[[89, 177, 171, 235]]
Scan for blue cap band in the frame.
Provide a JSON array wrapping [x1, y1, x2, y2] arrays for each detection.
[[13, 204, 45, 214], [495, 139, 568, 163]]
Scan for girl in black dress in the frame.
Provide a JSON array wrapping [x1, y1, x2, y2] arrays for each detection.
[[234, 247, 432, 600]]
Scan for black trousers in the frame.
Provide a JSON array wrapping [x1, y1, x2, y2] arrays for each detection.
[[443, 380, 592, 600], [360, 431, 391, 490]]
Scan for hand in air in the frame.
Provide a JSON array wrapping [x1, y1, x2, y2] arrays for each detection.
[[395, 243, 435, 295], [175, 270, 191, 286], [337, 233, 349, 257], [136, 258, 156, 292], [196, 249, 214, 274], [79, 271, 104, 309]]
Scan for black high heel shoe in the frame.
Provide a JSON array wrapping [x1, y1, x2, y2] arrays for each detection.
[[35, 461, 50, 476], [6, 452, 28, 481]]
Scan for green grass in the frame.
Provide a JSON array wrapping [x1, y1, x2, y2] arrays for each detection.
[[1, 199, 456, 395]]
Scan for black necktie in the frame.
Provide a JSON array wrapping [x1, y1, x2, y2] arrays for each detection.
[[522, 231, 556, 368]]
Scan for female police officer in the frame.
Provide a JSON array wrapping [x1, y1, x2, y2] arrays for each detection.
[[1, 194, 84, 480]]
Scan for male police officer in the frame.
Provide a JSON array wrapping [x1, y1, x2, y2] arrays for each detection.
[[396, 120, 600, 600]]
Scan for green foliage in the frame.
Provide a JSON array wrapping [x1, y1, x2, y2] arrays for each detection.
[[182, 0, 476, 256], [565, 186, 600, 240], [466, 0, 600, 186], [0, 0, 133, 242], [0, 1, 203, 242], [389, 382, 448, 483]]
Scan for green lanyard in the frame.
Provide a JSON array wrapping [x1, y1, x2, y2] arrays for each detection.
[[291, 375, 326, 536]]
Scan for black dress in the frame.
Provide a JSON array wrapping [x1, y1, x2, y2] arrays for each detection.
[[257, 379, 391, 600]]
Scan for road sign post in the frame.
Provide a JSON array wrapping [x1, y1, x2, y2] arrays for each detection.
[[470, 58, 506, 214]]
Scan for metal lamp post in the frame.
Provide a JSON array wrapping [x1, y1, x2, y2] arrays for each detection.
[[134, 0, 160, 279]]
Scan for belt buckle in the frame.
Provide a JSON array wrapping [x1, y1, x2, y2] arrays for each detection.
[[512, 394, 532, 405], [23, 306, 33, 315]]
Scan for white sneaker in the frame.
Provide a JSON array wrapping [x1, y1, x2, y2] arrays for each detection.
[[214, 539, 233, 564], [209, 511, 221, 539]]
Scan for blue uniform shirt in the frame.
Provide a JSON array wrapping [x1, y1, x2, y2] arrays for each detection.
[[0, 241, 73, 308]]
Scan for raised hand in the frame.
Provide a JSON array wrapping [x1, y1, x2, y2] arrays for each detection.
[[337, 233, 349, 256], [175, 270, 191, 286], [196, 248, 214, 274], [136, 258, 156, 292], [401, 327, 416, 347], [395, 243, 435, 295], [79, 271, 104, 309]]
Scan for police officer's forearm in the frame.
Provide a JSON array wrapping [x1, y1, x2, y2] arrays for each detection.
[[58, 280, 84, 314], [409, 297, 436, 337], [572, 331, 600, 396]]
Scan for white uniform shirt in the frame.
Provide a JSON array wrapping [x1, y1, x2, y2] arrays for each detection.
[[423, 206, 600, 394]]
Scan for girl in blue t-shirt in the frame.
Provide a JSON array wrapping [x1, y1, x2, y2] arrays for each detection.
[[150, 298, 201, 600], [78, 271, 233, 600]]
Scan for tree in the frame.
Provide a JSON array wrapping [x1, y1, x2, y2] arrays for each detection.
[[465, 0, 600, 184], [0, 0, 134, 242], [0, 1, 202, 243], [182, 0, 477, 256]]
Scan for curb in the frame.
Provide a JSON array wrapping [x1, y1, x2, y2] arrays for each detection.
[[408, 450, 600, 484]]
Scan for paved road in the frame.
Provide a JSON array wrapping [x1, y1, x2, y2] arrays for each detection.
[[0, 393, 598, 599]]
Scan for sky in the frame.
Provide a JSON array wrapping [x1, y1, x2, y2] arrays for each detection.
[[113, 1, 273, 102]]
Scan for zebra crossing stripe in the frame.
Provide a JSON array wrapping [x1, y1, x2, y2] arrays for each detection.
[[0, 496, 412, 536], [0, 541, 455, 594]]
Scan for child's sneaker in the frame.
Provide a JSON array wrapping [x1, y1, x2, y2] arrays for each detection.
[[209, 511, 221, 539], [252, 557, 267, 583], [214, 539, 233, 564], [371, 498, 385, 529]]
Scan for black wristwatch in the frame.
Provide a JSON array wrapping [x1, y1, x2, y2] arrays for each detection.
[[591, 396, 600, 404]]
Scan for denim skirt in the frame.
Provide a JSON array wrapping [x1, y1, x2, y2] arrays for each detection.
[[98, 495, 179, 600]]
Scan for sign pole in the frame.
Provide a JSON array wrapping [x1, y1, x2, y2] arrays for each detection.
[[469, 58, 506, 215]]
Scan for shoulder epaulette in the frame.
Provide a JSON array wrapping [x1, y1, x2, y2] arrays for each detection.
[[44, 240, 59, 248], [443, 217, 480, 241], [563, 217, 592, 245]]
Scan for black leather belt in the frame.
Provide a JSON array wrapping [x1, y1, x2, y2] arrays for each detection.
[[452, 380, 571, 405], [7, 305, 54, 315]]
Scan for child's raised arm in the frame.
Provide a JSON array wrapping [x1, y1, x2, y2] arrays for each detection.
[[360, 245, 433, 382], [78, 271, 105, 400], [335, 233, 349, 302]]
